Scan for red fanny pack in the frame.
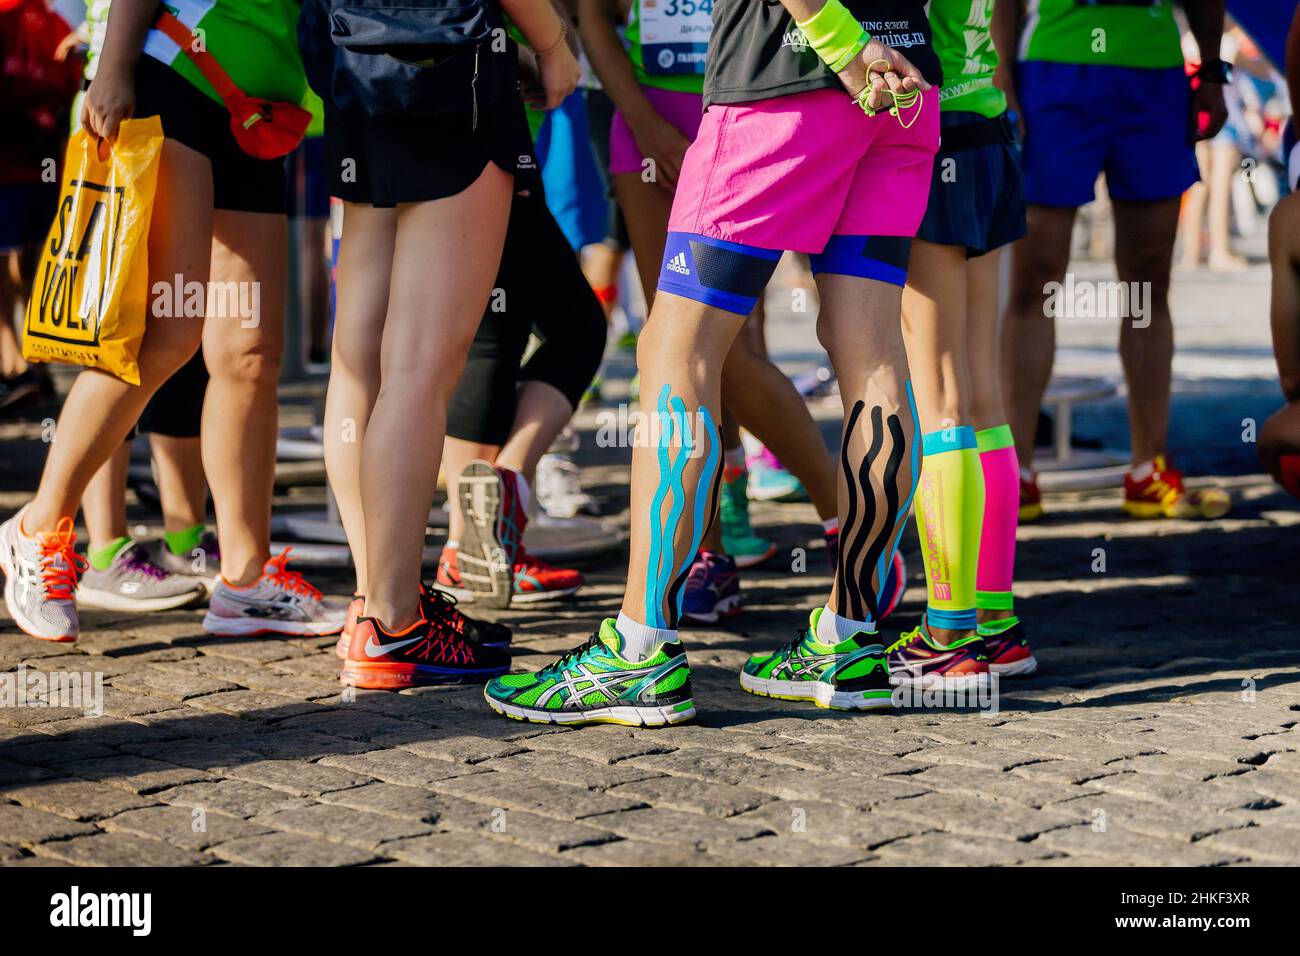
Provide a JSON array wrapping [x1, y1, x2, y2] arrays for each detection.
[[155, 11, 311, 160]]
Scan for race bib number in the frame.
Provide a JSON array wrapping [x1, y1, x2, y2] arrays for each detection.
[[640, 0, 712, 76]]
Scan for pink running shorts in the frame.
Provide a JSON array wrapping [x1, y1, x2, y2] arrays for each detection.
[[667, 88, 939, 254]]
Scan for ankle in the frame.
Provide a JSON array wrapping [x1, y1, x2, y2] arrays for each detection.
[[926, 624, 975, 647]]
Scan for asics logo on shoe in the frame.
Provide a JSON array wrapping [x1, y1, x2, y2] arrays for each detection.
[[895, 651, 955, 674], [666, 252, 690, 276], [771, 651, 839, 680], [364, 634, 425, 658], [534, 658, 678, 710]]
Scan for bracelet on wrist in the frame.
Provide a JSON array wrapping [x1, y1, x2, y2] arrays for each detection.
[[535, 21, 567, 58]]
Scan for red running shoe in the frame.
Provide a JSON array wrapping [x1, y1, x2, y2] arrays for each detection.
[[340, 613, 509, 689]]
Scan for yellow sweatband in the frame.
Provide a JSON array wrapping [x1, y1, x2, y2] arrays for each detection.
[[796, 0, 870, 74]]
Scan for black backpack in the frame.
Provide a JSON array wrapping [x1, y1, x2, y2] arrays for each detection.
[[299, 0, 516, 126]]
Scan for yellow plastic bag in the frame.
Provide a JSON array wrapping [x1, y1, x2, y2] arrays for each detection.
[[23, 116, 163, 386]]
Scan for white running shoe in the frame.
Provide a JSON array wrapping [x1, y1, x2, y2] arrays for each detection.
[[535, 453, 598, 519], [202, 548, 346, 636], [0, 507, 83, 643], [78, 542, 206, 612]]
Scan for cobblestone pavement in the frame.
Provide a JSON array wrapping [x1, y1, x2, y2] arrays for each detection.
[[2, 259, 1297, 867], [1, 453, 1297, 866]]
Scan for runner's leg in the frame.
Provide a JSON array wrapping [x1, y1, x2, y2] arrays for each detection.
[[323, 203, 395, 597], [362, 163, 514, 630], [901, 238, 982, 646], [200, 210, 287, 586], [1001, 205, 1076, 477]]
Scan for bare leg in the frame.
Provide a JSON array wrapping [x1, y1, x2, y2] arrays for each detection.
[[1259, 192, 1300, 480], [82, 444, 131, 553], [200, 210, 287, 585], [1002, 205, 1077, 472], [150, 434, 207, 534], [496, 380, 572, 485], [901, 239, 980, 646], [361, 164, 514, 630], [1113, 197, 1179, 466], [323, 203, 395, 596], [621, 292, 745, 630], [817, 274, 919, 625]]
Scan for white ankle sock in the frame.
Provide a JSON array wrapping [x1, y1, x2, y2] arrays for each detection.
[[615, 612, 677, 662], [816, 606, 873, 646]]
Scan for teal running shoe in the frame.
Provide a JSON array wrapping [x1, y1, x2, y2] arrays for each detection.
[[720, 469, 776, 569], [745, 446, 806, 502], [484, 619, 695, 726], [740, 608, 893, 711]]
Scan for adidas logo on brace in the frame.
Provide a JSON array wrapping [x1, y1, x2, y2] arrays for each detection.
[[666, 252, 691, 276]]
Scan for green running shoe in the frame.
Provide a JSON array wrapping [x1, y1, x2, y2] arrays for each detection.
[[720, 469, 777, 569], [484, 619, 696, 726], [740, 608, 893, 711]]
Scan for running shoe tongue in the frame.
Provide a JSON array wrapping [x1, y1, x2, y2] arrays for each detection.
[[598, 618, 623, 654]]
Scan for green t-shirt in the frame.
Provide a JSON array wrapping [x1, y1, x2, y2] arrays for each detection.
[[930, 0, 1007, 117], [626, 0, 706, 95], [1018, 0, 1183, 70], [84, 0, 113, 80], [141, 0, 308, 106]]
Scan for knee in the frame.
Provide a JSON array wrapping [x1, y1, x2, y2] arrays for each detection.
[[206, 331, 284, 384], [141, 321, 203, 383]]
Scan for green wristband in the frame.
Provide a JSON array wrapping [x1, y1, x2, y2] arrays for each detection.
[[796, 0, 870, 73]]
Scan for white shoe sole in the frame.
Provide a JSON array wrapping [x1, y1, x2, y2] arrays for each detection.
[[739, 672, 893, 710], [730, 546, 777, 570], [990, 656, 1038, 677], [202, 612, 344, 637], [78, 585, 204, 613], [484, 691, 695, 727], [0, 513, 77, 643], [457, 462, 514, 610]]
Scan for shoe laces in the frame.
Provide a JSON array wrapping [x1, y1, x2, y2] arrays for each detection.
[[545, 632, 602, 675], [886, 627, 923, 655], [264, 548, 321, 600], [421, 586, 466, 635], [777, 628, 811, 660], [685, 554, 713, 587], [38, 517, 87, 601], [120, 546, 169, 580]]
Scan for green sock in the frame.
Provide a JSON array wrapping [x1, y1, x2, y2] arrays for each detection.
[[977, 616, 1020, 637], [164, 523, 205, 557], [89, 536, 133, 571]]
